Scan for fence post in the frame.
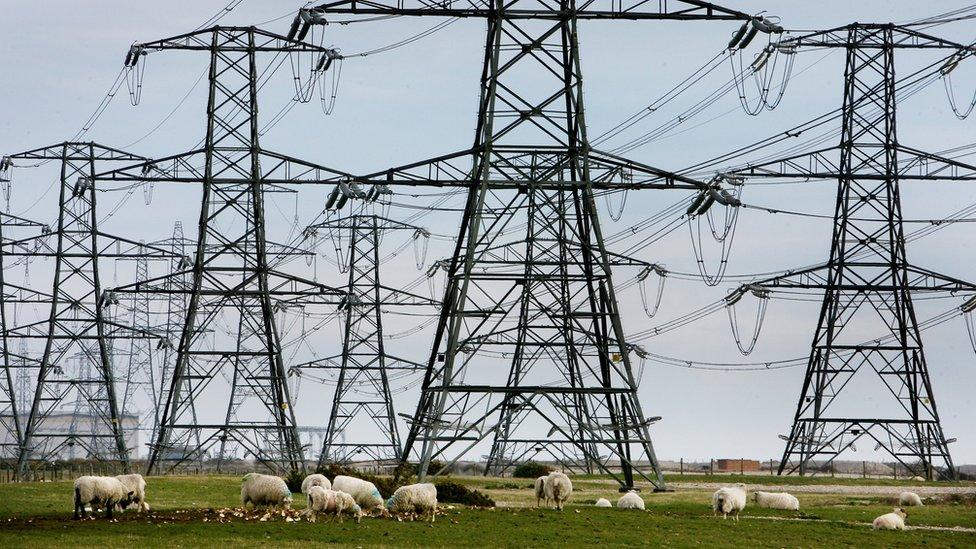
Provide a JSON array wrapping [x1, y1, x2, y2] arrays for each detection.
[[680, 458, 683, 475], [740, 458, 744, 476], [862, 461, 866, 479], [710, 459, 714, 476]]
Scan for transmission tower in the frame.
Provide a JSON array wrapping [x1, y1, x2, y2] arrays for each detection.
[[97, 26, 351, 473], [302, 1, 750, 489], [0, 211, 47, 463], [731, 24, 976, 480], [2, 142, 176, 477], [297, 213, 436, 466]]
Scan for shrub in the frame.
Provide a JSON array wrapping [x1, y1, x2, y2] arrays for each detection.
[[434, 480, 495, 507], [284, 469, 304, 494], [513, 462, 553, 478]]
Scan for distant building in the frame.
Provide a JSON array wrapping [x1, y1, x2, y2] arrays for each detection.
[[715, 459, 760, 473], [0, 411, 139, 461]]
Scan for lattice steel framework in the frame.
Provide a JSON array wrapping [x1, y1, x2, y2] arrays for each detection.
[[98, 27, 350, 473], [733, 24, 976, 480], [2, 142, 176, 477], [0, 212, 47, 464], [299, 214, 435, 466], [307, 0, 749, 489]]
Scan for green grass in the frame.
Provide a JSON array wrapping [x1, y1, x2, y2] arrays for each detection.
[[0, 475, 973, 547]]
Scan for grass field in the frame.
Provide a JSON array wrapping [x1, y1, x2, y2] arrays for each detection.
[[0, 474, 973, 547]]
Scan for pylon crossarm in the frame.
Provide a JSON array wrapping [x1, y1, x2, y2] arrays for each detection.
[[5, 142, 147, 163], [746, 262, 976, 293], [132, 25, 339, 55], [781, 23, 976, 51], [309, 0, 749, 20]]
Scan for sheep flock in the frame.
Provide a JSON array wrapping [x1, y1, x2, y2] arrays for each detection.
[[63, 471, 943, 534]]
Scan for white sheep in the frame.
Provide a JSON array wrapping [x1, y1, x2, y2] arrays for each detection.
[[910, 475, 926, 482], [752, 491, 799, 511], [332, 475, 384, 511], [898, 491, 923, 507], [301, 473, 332, 495], [115, 473, 150, 513], [304, 485, 362, 523], [241, 473, 293, 510], [617, 491, 645, 510], [543, 472, 572, 511], [386, 482, 438, 523], [594, 498, 612, 508], [873, 508, 908, 530], [73, 476, 134, 520], [534, 476, 548, 508], [712, 483, 747, 521]]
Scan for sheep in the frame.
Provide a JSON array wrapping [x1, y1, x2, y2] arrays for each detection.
[[301, 473, 332, 495], [617, 491, 645, 510], [594, 498, 612, 508], [73, 476, 134, 520], [543, 472, 572, 511], [534, 476, 549, 508], [304, 485, 362, 523], [241, 472, 293, 510], [115, 473, 150, 513], [910, 475, 926, 482], [386, 482, 438, 523], [873, 508, 908, 530], [332, 475, 384, 511], [712, 483, 747, 521], [898, 491, 923, 507], [752, 491, 799, 511]]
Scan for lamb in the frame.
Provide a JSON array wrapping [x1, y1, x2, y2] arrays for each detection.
[[594, 498, 612, 508], [543, 472, 572, 511], [73, 475, 134, 520], [115, 473, 150, 513], [332, 475, 384, 511], [898, 491, 923, 507], [240, 472, 293, 510], [534, 476, 549, 508], [617, 491, 645, 510], [752, 491, 799, 511], [304, 485, 362, 523], [873, 508, 908, 530], [386, 482, 438, 523], [712, 483, 747, 521], [301, 473, 332, 495]]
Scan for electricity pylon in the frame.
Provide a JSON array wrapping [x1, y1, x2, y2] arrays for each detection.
[[0, 211, 47, 464], [304, 0, 751, 489], [97, 26, 351, 473], [731, 24, 976, 480], [297, 213, 435, 466], [2, 142, 175, 478]]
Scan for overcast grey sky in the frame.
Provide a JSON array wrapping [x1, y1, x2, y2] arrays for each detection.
[[2, 1, 975, 465]]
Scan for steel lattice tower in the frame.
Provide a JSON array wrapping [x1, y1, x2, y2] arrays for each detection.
[[304, 0, 749, 489], [99, 27, 350, 473], [298, 214, 435, 466], [3, 142, 176, 477], [733, 25, 976, 480], [0, 212, 47, 463]]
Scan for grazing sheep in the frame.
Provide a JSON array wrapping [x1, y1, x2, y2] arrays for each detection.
[[241, 473, 293, 510], [617, 491, 645, 510], [301, 473, 332, 495], [752, 491, 799, 511], [386, 483, 438, 523], [873, 508, 908, 530], [543, 472, 572, 511], [534, 476, 548, 508], [910, 475, 926, 482], [712, 483, 747, 521], [594, 498, 612, 508], [898, 491, 923, 507], [73, 476, 134, 520], [115, 473, 150, 513], [304, 485, 362, 523], [332, 475, 384, 511]]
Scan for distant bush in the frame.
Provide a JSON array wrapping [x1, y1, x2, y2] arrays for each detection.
[[434, 481, 495, 507], [484, 482, 520, 490], [513, 462, 553, 478]]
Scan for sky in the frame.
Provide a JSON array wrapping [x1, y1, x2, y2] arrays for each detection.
[[1, 1, 975, 466]]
